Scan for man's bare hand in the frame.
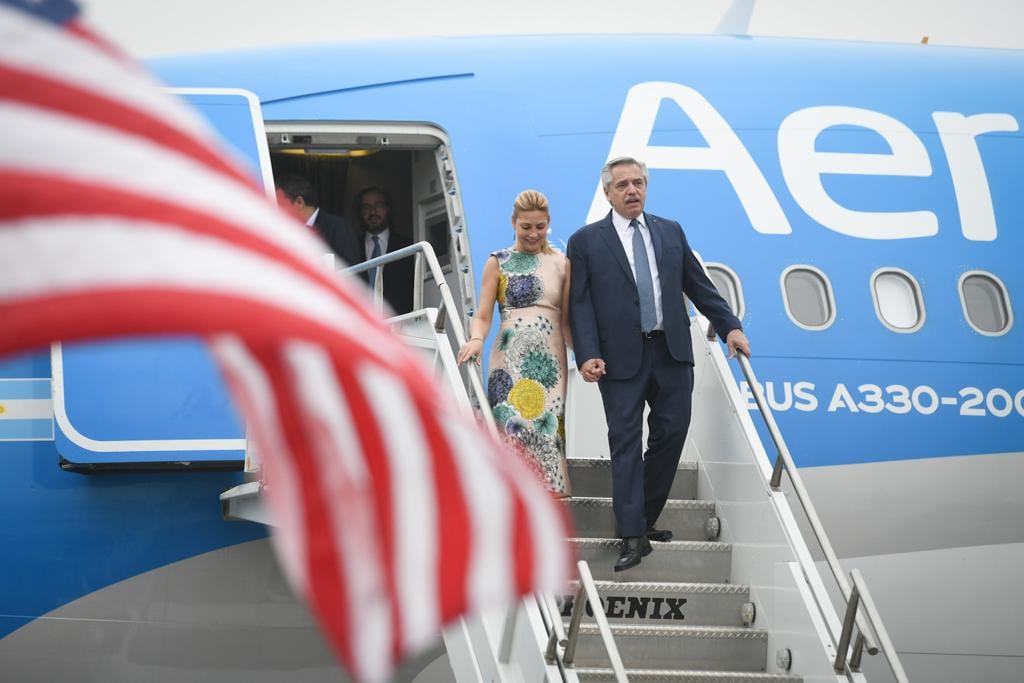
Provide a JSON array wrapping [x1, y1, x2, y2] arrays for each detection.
[[726, 329, 751, 359], [580, 358, 606, 382]]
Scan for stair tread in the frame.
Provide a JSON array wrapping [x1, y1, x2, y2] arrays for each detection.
[[567, 496, 716, 511], [566, 458, 795, 678], [569, 458, 698, 471], [574, 669, 801, 682], [571, 537, 731, 551], [584, 580, 749, 594], [573, 623, 767, 639]]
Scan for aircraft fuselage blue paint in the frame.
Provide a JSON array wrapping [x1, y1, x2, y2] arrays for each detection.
[[2, 34, 1021, 680]]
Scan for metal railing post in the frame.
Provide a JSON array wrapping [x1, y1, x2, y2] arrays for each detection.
[[850, 631, 867, 671], [562, 562, 628, 681], [562, 581, 586, 665], [851, 569, 911, 682], [834, 580, 862, 672], [541, 593, 568, 664], [578, 562, 628, 681], [413, 251, 424, 311], [769, 452, 785, 489], [497, 600, 519, 663]]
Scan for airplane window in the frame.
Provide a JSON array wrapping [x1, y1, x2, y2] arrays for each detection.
[[782, 266, 835, 329], [960, 272, 1012, 335], [872, 269, 924, 332], [706, 263, 744, 319]]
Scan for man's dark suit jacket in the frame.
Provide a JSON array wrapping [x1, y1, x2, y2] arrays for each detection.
[[313, 211, 361, 266], [568, 211, 741, 381], [357, 230, 415, 316]]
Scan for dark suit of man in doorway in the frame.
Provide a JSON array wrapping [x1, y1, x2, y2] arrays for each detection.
[[275, 173, 361, 266], [354, 186, 415, 316], [568, 157, 751, 572]]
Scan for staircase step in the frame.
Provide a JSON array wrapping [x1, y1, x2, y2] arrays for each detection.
[[572, 538, 732, 583], [575, 669, 802, 682], [566, 497, 716, 541], [559, 580, 751, 626], [569, 458, 698, 500], [567, 623, 767, 671]]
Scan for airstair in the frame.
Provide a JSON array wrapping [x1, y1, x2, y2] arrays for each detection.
[[561, 456, 792, 680], [220, 242, 908, 682], [449, 302, 907, 681], [532, 316, 909, 682]]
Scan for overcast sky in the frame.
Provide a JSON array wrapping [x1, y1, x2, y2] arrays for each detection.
[[82, 0, 1024, 57]]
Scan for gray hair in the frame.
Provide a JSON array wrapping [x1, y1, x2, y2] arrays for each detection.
[[600, 156, 650, 191]]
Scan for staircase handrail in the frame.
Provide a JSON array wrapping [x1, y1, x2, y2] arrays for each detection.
[[342, 241, 496, 437], [837, 569, 910, 682], [730, 345, 883, 664], [349, 241, 583, 677], [691, 250, 887, 666], [563, 560, 628, 681]]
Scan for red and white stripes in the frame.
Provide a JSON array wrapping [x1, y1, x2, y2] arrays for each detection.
[[0, 4, 571, 681]]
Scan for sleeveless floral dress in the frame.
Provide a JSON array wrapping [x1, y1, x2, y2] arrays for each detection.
[[486, 247, 570, 496]]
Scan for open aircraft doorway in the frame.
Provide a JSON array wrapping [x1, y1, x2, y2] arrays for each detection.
[[265, 122, 476, 329]]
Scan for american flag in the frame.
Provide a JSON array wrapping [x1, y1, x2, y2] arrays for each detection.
[[0, 1, 571, 680]]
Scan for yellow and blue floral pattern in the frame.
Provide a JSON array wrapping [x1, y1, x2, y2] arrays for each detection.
[[486, 247, 570, 496]]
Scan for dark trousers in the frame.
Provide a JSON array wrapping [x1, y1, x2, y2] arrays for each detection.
[[598, 334, 694, 538]]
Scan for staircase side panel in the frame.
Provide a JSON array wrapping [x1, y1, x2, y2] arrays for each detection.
[[687, 323, 840, 681]]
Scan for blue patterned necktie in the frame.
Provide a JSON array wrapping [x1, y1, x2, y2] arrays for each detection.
[[368, 235, 382, 286], [631, 219, 657, 333]]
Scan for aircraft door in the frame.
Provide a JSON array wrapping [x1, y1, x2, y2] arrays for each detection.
[[52, 89, 272, 470]]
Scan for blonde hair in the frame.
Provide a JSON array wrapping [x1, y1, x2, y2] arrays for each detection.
[[511, 189, 555, 254]]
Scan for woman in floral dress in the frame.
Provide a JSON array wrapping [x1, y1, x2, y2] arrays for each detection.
[[457, 190, 572, 497]]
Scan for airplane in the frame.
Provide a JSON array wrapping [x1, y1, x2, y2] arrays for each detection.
[[1, 30, 1022, 683]]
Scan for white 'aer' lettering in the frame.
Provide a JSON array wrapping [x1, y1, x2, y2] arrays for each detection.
[[778, 106, 937, 239], [597, 82, 1015, 242]]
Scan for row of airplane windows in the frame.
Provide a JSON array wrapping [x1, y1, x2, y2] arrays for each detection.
[[705, 264, 1014, 336]]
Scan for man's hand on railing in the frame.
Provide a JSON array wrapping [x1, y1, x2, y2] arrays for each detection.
[[726, 329, 751, 358]]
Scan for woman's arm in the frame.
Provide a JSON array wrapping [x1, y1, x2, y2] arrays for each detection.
[[560, 256, 574, 350], [456, 256, 500, 365]]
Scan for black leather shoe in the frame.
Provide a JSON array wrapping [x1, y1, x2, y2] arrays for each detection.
[[614, 536, 653, 572], [646, 527, 673, 543]]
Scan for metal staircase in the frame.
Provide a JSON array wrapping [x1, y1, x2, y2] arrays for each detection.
[[538, 310, 911, 682], [220, 241, 909, 682], [562, 458, 801, 682]]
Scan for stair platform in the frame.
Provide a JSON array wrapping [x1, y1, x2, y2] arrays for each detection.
[[568, 623, 767, 671], [575, 669, 803, 682], [569, 458, 698, 500], [572, 537, 732, 583], [566, 496, 716, 541]]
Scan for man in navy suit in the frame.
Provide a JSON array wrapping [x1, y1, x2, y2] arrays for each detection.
[[354, 186, 415, 316], [568, 157, 750, 572], [275, 173, 361, 266]]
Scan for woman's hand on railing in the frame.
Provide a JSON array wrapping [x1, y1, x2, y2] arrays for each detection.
[[456, 337, 484, 366]]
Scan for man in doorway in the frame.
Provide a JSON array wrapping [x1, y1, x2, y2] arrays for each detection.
[[567, 156, 751, 572], [276, 173, 361, 266], [354, 185, 414, 315]]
